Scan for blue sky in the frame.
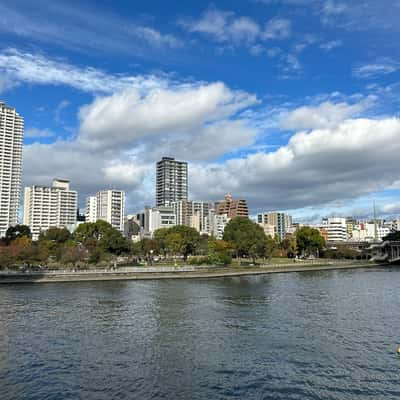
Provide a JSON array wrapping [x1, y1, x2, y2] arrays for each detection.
[[0, 0, 400, 222]]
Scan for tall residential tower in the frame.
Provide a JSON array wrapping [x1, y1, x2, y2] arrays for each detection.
[[156, 157, 188, 207], [0, 101, 24, 237]]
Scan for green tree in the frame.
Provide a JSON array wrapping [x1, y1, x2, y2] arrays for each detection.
[[74, 221, 130, 256], [153, 228, 170, 256], [5, 225, 31, 243], [168, 225, 200, 260], [282, 235, 297, 258], [208, 237, 232, 266], [264, 235, 279, 260], [383, 231, 400, 241], [223, 217, 267, 261], [296, 227, 325, 257], [39, 227, 71, 244]]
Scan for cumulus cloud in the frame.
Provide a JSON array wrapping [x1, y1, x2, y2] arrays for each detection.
[[78, 82, 258, 149], [189, 118, 400, 211], [281, 98, 375, 130]]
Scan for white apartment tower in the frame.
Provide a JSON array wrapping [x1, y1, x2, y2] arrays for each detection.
[[92, 190, 125, 232], [156, 157, 188, 207], [0, 101, 24, 237], [85, 196, 97, 223], [23, 179, 78, 240]]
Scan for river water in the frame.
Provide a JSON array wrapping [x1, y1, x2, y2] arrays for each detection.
[[0, 267, 399, 399]]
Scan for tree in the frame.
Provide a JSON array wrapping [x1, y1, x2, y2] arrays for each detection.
[[39, 227, 71, 244], [282, 235, 297, 258], [223, 217, 267, 261], [5, 225, 31, 243], [264, 235, 279, 260], [168, 225, 200, 260], [383, 231, 400, 241], [208, 237, 232, 266], [61, 243, 87, 267], [153, 228, 170, 256], [296, 227, 325, 257], [74, 221, 130, 256]]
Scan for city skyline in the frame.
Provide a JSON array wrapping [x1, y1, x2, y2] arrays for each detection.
[[0, 1, 399, 223]]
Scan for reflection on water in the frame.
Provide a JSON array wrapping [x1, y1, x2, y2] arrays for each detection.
[[1, 267, 400, 399]]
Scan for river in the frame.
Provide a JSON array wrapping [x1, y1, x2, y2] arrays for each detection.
[[0, 267, 399, 399]]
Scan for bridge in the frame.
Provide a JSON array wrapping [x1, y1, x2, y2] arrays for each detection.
[[369, 241, 400, 264]]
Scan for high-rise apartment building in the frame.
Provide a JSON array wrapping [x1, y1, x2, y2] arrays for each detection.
[[96, 190, 125, 233], [23, 179, 78, 240], [257, 212, 293, 240], [85, 196, 97, 223], [0, 101, 24, 237], [156, 157, 188, 206], [215, 193, 248, 218]]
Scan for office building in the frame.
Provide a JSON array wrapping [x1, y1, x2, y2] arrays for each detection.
[[0, 101, 24, 237], [23, 179, 77, 240], [257, 212, 293, 240], [215, 193, 248, 218], [321, 217, 347, 242], [156, 157, 188, 206]]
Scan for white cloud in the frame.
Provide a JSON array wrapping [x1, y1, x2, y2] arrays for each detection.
[[78, 82, 258, 149], [0, 2, 182, 55], [281, 98, 375, 130], [319, 39, 342, 51], [181, 8, 291, 50], [0, 48, 167, 94], [262, 18, 292, 40], [354, 58, 400, 78], [25, 128, 55, 138], [190, 118, 400, 211]]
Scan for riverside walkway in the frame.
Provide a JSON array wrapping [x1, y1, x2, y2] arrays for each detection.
[[0, 261, 379, 284]]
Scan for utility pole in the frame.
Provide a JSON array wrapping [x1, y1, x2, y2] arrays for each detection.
[[373, 200, 378, 242]]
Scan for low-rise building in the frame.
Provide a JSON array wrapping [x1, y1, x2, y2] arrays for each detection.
[[322, 217, 347, 242], [144, 206, 176, 237]]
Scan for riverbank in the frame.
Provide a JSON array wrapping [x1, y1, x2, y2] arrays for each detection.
[[0, 261, 385, 283]]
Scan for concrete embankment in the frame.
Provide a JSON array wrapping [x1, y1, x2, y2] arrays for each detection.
[[0, 262, 382, 284]]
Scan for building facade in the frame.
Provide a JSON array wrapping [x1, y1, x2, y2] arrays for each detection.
[[215, 193, 248, 219], [23, 179, 78, 240], [205, 210, 230, 240], [156, 157, 188, 207], [172, 200, 212, 233], [96, 190, 125, 232], [0, 101, 24, 237], [144, 206, 176, 236], [322, 217, 347, 242], [257, 212, 292, 240], [85, 196, 97, 223]]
